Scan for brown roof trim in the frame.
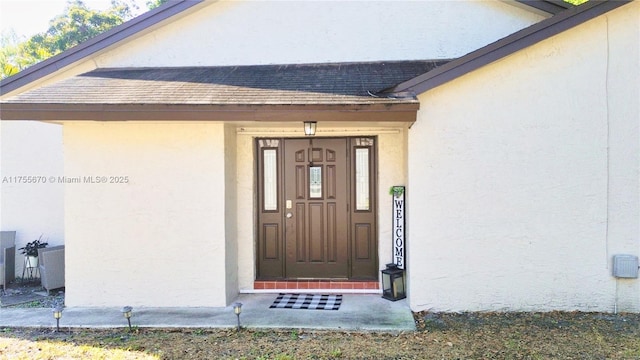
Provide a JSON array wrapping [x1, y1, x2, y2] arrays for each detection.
[[0, 0, 205, 96], [0, 103, 419, 122], [385, 0, 632, 96]]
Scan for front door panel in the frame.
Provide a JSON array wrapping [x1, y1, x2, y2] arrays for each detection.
[[284, 138, 348, 278]]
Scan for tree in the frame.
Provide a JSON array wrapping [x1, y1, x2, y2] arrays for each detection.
[[1, 0, 144, 79], [41, 0, 137, 55], [147, 0, 170, 10], [564, 0, 589, 5]]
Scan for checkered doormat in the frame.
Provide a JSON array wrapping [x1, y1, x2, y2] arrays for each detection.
[[269, 293, 342, 310]]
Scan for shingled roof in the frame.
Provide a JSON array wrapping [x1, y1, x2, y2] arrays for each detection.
[[0, 0, 556, 97], [1, 0, 631, 122], [5, 61, 445, 105], [0, 60, 447, 121]]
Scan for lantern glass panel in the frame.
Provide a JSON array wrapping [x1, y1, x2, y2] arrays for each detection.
[[392, 274, 405, 299], [381, 271, 392, 299]]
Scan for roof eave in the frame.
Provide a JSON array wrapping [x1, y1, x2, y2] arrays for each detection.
[[0, 0, 206, 96], [386, 0, 632, 97], [0, 102, 420, 122]]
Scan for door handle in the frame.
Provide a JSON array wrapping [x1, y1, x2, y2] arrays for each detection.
[[286, 212, 293, 219]]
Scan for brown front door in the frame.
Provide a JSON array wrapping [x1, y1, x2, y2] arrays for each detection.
[[284, 138, 349, 278], [257, 137, 377, 280]]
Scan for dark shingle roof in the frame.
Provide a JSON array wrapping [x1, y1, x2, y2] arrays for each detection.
[[4, 61, 446, 106]]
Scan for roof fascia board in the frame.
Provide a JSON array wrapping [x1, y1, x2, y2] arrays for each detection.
[[387, 0, 631, 97], [0, 103, 420, 122], [0, 0, 206, 96]]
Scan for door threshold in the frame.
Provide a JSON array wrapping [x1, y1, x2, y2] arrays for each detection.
[[253, 280, 379, 291], [242, 288, 382, 294]]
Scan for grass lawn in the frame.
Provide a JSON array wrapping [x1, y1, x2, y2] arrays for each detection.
[[1, 312, 639, 359]]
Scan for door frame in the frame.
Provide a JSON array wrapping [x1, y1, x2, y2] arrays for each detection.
[[255, 136, 378, 280]]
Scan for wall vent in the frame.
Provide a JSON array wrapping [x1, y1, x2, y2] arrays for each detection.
[[612, 255, 639, 279]]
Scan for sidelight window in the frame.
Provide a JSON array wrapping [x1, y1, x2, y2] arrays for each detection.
[[355, 148, 370, 210], [263, 149, 278, 211]]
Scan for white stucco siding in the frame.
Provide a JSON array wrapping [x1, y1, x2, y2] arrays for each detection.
[[224, 123, 239, 304], [95, 0, 544, 68], [64, 122, 230, 307], [0, 121, 64, 276], [605, 2, 640, 312], [377, 129, 409, 271], [235, 130, 255, 292], [408, 3, 639, 312]]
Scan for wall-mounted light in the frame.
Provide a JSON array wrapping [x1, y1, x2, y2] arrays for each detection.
[[121, 306, 133, 330], [233, 302, 243, 331], [52, 306, 63, 332], [304, 121, 317, 136]]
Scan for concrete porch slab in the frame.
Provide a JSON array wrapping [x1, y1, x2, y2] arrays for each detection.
[[0, 294, 415, 332]]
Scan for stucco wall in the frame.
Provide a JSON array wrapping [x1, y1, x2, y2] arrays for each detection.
[[0, 121, 64, 276], [224, 123, 239, 304], [63, 122, 230, 307], [407, 3, 639, 312], [603, 1, 640, 312], [95, 0, 543, 68]]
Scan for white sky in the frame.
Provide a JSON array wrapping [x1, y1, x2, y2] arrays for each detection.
[[0, 0, 147, 40]]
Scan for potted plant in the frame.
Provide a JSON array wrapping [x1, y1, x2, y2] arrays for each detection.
[[19, 235, 48, 268]]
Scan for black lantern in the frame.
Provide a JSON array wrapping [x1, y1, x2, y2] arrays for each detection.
[[381, 263, 406, 301]]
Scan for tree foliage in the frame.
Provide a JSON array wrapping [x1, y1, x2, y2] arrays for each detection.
[[147, 0, 169, 10], [1, 0, 166, 79], [564, 0, 589, 5]]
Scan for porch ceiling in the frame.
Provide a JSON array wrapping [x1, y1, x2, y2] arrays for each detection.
[[0, 60, 447, 122]]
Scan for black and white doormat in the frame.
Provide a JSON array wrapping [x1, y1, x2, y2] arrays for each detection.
[[269, 293, 342, 310]]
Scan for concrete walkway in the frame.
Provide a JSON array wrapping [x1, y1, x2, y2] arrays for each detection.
[[0, 294, 415, 332]]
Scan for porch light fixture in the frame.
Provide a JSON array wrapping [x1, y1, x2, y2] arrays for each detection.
[[381, 263, 406, 301], [121, 306, 133, 330], [52, 306, 63, 332], [303, 121, 317, 136], [233, 302, 243, 331]]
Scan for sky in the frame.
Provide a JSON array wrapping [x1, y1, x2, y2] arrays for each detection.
[[0, 0, 147, 40]]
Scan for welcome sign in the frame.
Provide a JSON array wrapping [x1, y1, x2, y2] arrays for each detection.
[[391, 186, 405, 269]]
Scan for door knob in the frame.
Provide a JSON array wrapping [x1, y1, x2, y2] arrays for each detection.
[[286, 212, 293, 218]]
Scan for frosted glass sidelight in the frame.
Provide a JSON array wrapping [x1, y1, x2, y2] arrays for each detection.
[[355, 148, 369, 210], [263, 149, 277, 210]]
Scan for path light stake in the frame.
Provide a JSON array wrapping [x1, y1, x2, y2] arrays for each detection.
[[233, 302, 243, 331], [121, 306, 133, 330], [52, 306, 63, 332]]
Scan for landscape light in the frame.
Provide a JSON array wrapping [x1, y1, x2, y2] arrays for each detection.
[[233, 302, 243, 331], [121, 306, 133, 330], [52, 306, 63, 332]]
